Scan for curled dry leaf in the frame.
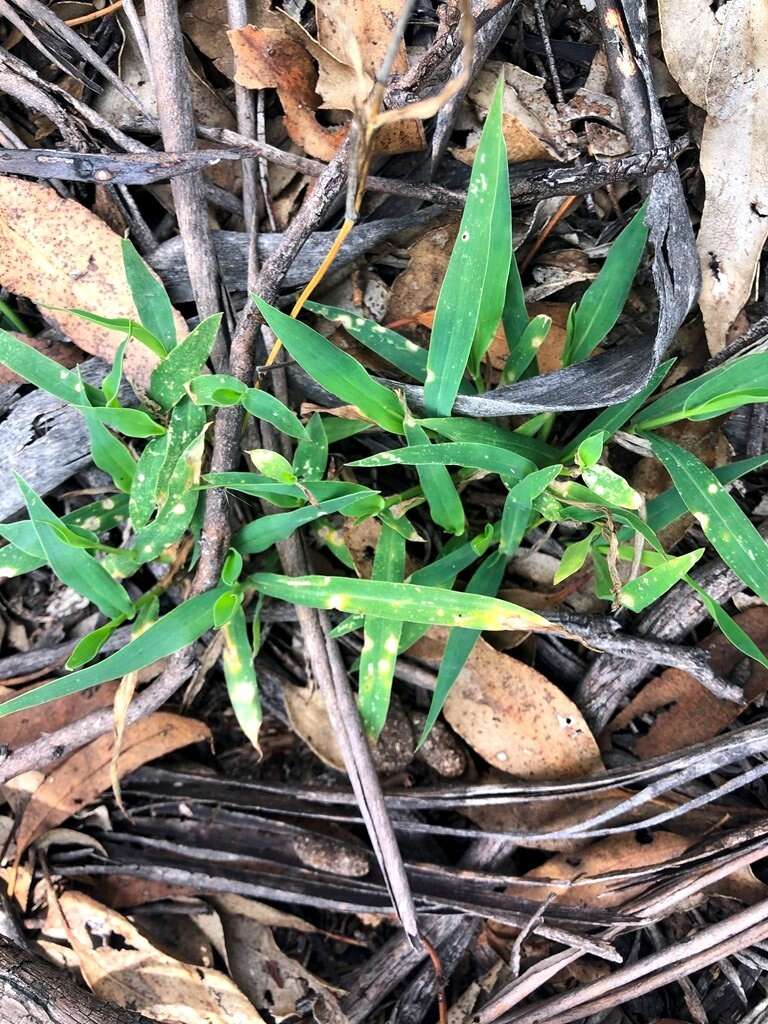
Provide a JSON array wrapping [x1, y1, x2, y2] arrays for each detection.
[[0, 178, 187, 393], [659, 0, 768, 353], [14, 712, 210, 865], [230, 28, 346, 161], [439, 635, 602, 778], [602, 607, 768, 758], [229, 0, 423, 160], [454, 63, 578, 165], [58, 891, 266, 1024]]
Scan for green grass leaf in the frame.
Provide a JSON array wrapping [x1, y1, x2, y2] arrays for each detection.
[[359, 521, 406, 738], [121, 239, 177, 352], [646, 433, 768, 604], [403, 410, 465, 535], [254, 296, 404, 433], [499, 465, 561, 556], [149, 313, 222, 409], [416, 416, 558, 467], [425, 75, 510, 413], [0, 588, 224, 717], [242, 388, 309, 441], [82, 410, 137, 493], [68, 309, 166, 358], [554, 529, 598, 584], [633, 352, 768, 430], [305, 302, 429, 383], [187, 373, 247, 406], [87, 406, 165, 438], [0, 327, 90, 405], [249, 573, 551, 632], [247, 450, 297, 484], [564, 204, 648, 366], [14, 474, 132, 619], [292, 412, 328, 481], [501, 314, 551, 384], [233, 493, 381, 555], [222, 605, 262, 751], [349, 442, 536, 480], [620, 549, 704, 612]]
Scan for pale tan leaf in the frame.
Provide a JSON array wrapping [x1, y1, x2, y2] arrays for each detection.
[[440, 635, 602, 778], [659, 0, 768, 352], [14, 713, 210, 863], [506, 831, 692, 909], [0, 178, 187, 392], [110, 671, 138, 813], [59, 891, 266, 1024]]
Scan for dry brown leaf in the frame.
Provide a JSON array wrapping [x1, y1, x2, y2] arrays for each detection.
[[506, 831, 692, 909], [454, 63, 577, 165], [59, 891, 266, 1024], [0, 680, 120, 751], [433, 633, 602, 778], [283, 681, 346, 771], [216, 902, 348, 1023], [14, 713, 210, 864], [211, 893, 322, 935], [602, 606, 768, 757], [0, 178, 186, 392], [284, 682, 414, 774], [95, 875, 195, 910], [659, 0, 768, 352], [230, 27, 346, 161]]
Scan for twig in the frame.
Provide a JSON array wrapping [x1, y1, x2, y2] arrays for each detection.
[[226, 0, 258, 231], [65, 0, 123, 26]]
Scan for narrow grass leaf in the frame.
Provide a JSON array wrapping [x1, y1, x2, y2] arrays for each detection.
[[305, 301, 429, 383], [499, 466, 561, 556], [66, 616, 126, 670], [247, 450, 297, 484], [416, 416, 558, 466], [83, 411, 136, 493], [242, 388, 308, 440], [121, 239, 177, 352], [249, 573, 552, 632], [187, 374, 247, 406], [222, 605, 262, 752], [686, 576, 768, 670], [501, 314, 551, 384], [101, 338, 127, 406], [581, 464, 643, 509], [501, 245, 528, 358], [233, 493, 380, 555], [359, 521, 406, 738], [620, 549, 704, 612], [0, 327, 88, 405], [564, 204, 648, 366], [292, 412, 328, 481], [213, 590, 242, 628], [554, 529, 598, 584], [0, 588, 225, 717], [350, 442, 536, 480], [68, 309, 166, 358], [149, 313, 222, 409], [403, 411, 464, 535], [425, 76, 510, 413], [647, 434, 768, 603], [87, 406, 165, 438], [633, 352, 768, 430], [14, 475, 132, 619], [254, 296, 404, 433]]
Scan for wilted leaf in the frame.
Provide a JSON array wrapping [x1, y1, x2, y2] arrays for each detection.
[[14, 713, 210, 864], [0, 178, 186, 392], [59, 891, 266, 1024], [658, 0, 768, 352], [437, 635, 602, 777]]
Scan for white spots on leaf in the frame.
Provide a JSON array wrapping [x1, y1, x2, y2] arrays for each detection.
[[425, 370, 436, 385], [373, 324, 387, 335], [477, 172, 488, 192], [137, 473, 146, 483], [234, 680, 256, 702], [707, 483, 719, 494], [102, 498, 115, 510], [172, 503, 187, 515], [377, 658, 391, 675], [82, 517, 100, 531], [0, 567, 16, 579], [143, 544, 154, 554], [59, 369, 69, 380], [695, 512, 710, 531], [404, 340, 420, 352], [384, 635, 399, 655]]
